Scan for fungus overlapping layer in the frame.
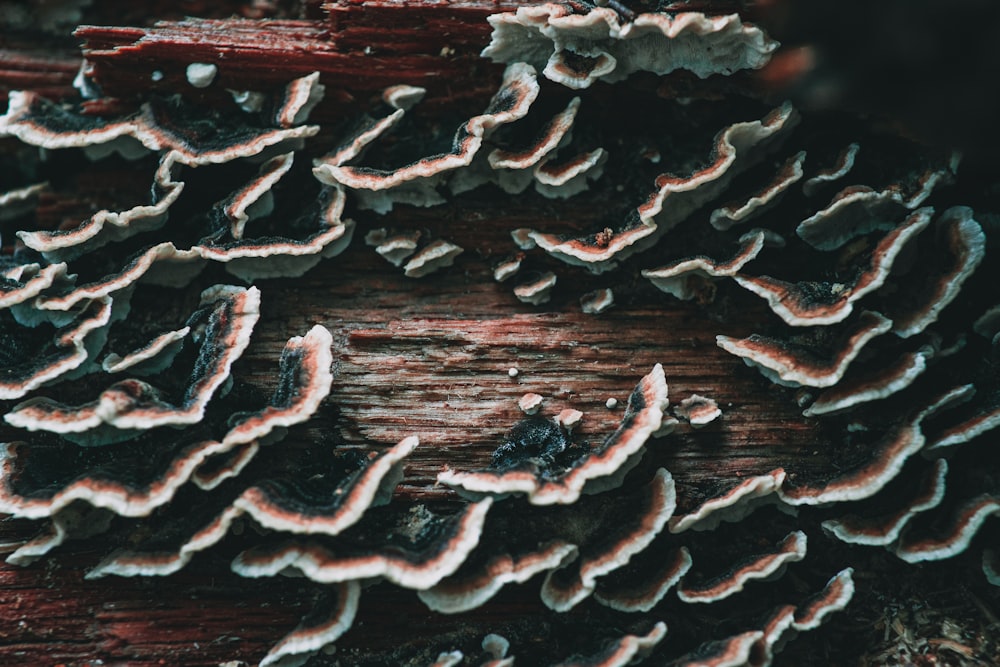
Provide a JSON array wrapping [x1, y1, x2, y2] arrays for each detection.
[[802, 143, 859, 196], [481, 4, 777, 89], [676, 530, 807, 603], [15, 153, 185, 261], [409, 622, 667, 667], [0, 295, 112, 399], [643, 231, 764, 302], [733, 207, 933, 326], [6, 284, 260, 439], [260, 582, 360, 667], [313, 62, 540, 213], [1, 3, 997, 665], [455, 18, 995, 661], [438, 364, 668, 505], [710, 150, 806, 230], [524, 102, 798, 274], [420, 468, 674, 613]]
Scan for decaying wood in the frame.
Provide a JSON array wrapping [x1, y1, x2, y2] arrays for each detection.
[[1, 2, 999, 666], [0, 189, 993, 665]]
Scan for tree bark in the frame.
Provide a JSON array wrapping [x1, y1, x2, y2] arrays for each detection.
[[1, 2, 998, 666]]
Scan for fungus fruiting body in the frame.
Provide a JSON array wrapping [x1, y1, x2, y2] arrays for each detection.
[[1, 1, 998, 665]]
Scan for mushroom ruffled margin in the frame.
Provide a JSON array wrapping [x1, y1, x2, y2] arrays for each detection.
[[1, 2, 998, 665]]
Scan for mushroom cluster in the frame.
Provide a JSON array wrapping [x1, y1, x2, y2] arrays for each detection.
[[462, 5, 999, 594], [1, 1, 997, 665]]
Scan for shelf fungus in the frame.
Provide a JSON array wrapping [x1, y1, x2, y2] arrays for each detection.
[[643, 231, 764, 302], [717, 310, 894, 388], [821, 459, 948, 547], [404, 239, 465, 278], [5, 285, 260, 441], [438, 364, 668, 505], [526, 102, 798, 273], [15, 153, 184, 261], [895, 494, 1000, 564], [420, 468, 674, 614], [232, 499, 493, 590], [1, 3, 997, 665], [488, 97, 580, 172], [481, 4, 777, 89], [0, 182, 47, 222], [881, 206, 986, 338], [0, 295, 112, 399], [801, 349, 930, 417], [0, 76, 321, 165], [795, 158, 957, 252], [669, 469, 786, 534], [313, 63, 540, 213], [777, 386, 969, 506], [802, 143, 860, 197], [709, 151, 806, 230], [592, 544, 693, 613], [539, 468, 675, 612], [676, 530, 807, 604], [733, 207, 932, 327], [580, 287, 614, 314], [87, 437, 415, 579], [0, 261, 68, 309], [100, 325, 191, 376], [422, 622, 666, 667], [676, 567, 855, 667], [513, 271, 557, 305], [552, 622, 666, 667], [259, 582, 360, 667], [674, 394, 721, 427], [365, 227, 422, 267], [0, 317, 334, 521]]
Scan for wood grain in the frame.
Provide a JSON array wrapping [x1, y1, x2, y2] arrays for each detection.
[[1, 2, 998, 666]]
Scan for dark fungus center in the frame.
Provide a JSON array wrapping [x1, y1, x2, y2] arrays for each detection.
[[491, 416, 572, 472]]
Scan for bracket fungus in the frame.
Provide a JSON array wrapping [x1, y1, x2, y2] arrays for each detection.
[[802, 143, 860, 197], [438, 364, 668, 505], [716, 310, 893, 388], [6, 284, 260, 440], [525, 102, 798, 274], [0, 2, 998, 665], [674, 394, 722, 427], [231, 499, 493, 590], [709, 150, 806, 230], [481, 4, 777, 89], [733, 207, 933, 326], [675, 530, 807, 604]]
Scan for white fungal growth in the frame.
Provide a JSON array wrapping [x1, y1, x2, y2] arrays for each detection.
[[513, 272, 557, 305], [186, 63, 218, 88], [519, 393, 544, 414], [482, 5, 778, 89], [557, 408, 583, 429], [403, 240, 464, 278], [581, 288, 614, 314]]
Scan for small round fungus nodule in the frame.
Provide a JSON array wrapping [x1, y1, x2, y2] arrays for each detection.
[[507, 367, 519, 378], [186, 62, 218, 88], [482, 633, 510, 659], [606, 397, 618, 409], [557, 408, 583, 429], [151, 70, 164, 82], [519, 392, 544, 414]]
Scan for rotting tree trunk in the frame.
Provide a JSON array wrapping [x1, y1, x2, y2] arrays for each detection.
[[1, 2, 999, 666], [0, 193, 837, 664]]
